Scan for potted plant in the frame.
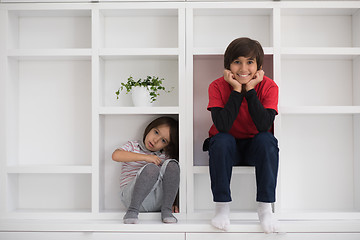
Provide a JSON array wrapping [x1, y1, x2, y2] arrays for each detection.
[[115, 75, 171, 107]]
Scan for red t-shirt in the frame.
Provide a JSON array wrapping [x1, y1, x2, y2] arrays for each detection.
[[207, 76, 278, 139]]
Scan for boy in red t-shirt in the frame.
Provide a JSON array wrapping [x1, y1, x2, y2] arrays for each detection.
[[204, 38, 279, 233]]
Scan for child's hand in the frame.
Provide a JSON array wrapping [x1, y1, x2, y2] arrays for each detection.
[[172, 205, 179, 213], [224, 69, 242, 92], [145, 155, 162, 165], [245, 69, 264, 92]]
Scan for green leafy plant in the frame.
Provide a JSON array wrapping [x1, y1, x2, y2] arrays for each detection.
[[115, 76, 172, 103]]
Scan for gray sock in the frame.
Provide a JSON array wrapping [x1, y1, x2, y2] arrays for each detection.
[[161, 161, 180, 223], [123, 164, 160, 224]]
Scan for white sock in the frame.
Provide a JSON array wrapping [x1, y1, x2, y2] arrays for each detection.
[[257, 202, 278, 234], [211, 202, 230, 231]]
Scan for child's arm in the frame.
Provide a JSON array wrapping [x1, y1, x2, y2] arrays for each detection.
[[211, 91, 243, 133], [224, 69, 242, 92], [112, 149, 162, 165], [209, 70, 244, 132], [246, 90, 277, 132]]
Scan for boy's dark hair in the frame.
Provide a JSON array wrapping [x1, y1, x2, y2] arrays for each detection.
[[143, 116, 179, 160], [224, 37, 264, 71]]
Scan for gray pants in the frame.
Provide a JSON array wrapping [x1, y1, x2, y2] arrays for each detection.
[[120, 159, 178, 212]]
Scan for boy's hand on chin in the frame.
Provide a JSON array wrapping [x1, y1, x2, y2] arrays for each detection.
[[224, 69, 242, 92], [245, 70, 264, 92]]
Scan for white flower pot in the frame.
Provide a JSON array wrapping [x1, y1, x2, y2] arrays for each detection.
[[131, 86, 153, 107]]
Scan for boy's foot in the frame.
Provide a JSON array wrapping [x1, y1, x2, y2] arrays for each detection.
[[257, 202, 278, 233], [211, 202, 230, 231]]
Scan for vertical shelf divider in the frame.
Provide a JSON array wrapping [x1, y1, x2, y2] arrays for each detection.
[[185, 6, 195, 218], [272, 5, 282, 215], [177, 5, 187, 219], [0, 8, 8, 216], [91, 8, 100, 214]]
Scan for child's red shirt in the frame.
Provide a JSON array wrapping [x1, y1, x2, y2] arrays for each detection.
[[207, 76, 278, 139]]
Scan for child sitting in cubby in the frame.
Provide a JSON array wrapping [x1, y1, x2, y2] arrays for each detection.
[[203, 37, 279, 233], [112, 116, 179, 224]]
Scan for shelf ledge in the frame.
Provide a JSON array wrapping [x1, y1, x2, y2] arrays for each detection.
[[280, 106, 360, 114], [1, 219, 360, 233], [6, 165, 92, 174], [99, 106, 179, 115], [192, 166, 255, 174]]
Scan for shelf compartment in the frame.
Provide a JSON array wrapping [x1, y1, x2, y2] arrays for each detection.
[[99, 55, 179, 107], [7, 10, 91, 49], [98, 114, 178, 212], [280, 114, 360, 215], [281, 8, 360, 48], [281, 55, 360, 107], [5, 58, 92, 167], [192, 8, 273, 50], [99, 9, 178, 49], [7, 173, 91, 212], [193, 173, 257, 213], [192, 55, 274, 166]]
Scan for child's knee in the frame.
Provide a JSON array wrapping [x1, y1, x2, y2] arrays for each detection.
[[254, 132, 277, 146], [210, 132, 236, 149], [142, 163, 160, 176], [165, 161, 180, 174]]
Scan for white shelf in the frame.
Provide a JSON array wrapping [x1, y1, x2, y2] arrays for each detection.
[[193, 47, 274, 55], [7, 173, 92, 212], [6, 9, 91, 49], [281, 7, 360, 48], [99, 107, 179, 115], [99, 8, 179, 49], [99, 48, 180, 57], [100, 55, 179, 107], [192, 166, 255, 175], [191, 7, 273, 50], [6, 165, 92, 174], [281, 47, 360, 57], [280, 106, 360, 114], [7, 49, 92, 58]]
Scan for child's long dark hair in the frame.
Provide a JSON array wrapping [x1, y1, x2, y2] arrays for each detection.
[[143, 116, 179, 160]]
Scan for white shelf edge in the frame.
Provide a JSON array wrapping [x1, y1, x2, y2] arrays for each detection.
[[6, 165, 92, 174], [280, 106, 360, 114], [278, 211, 360, 221], [281, 47, 360, 56], [193, 165, 255, 174], [99, 106, 179, 115], [99, 48, 179, 56], [193, 47, 274, 55], [278, 1, 360, 9], [1, 219, 360, 233], [187, 2, 276, 9], [7, 49, 92, 57]]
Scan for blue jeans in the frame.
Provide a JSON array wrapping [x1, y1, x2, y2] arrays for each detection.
[[208, 132, 279, 203]]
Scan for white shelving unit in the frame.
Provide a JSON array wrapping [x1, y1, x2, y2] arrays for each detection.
[[0, 2, 186, 220], [186, 1, 360, 223], [1, 1, 360, 239]]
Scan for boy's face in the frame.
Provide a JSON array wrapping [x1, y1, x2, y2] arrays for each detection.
[[229, 56, 258, 84]]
